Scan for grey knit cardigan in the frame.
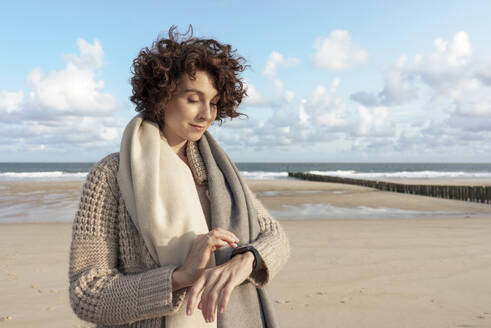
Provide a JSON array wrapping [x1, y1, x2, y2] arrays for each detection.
[[68, 150, 291, 327]]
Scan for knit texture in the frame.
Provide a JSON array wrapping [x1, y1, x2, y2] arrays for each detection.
[[186, 140, 208, 186], [68, 149, 291, 327]]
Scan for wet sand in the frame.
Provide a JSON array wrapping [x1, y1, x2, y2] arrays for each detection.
[[0, 180, 82, 223], [0, 178, 490, 327]]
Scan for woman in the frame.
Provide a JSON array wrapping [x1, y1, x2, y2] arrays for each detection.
[[68, 25, 290, 328]]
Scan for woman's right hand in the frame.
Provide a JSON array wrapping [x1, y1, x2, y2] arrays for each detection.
[[172, 228, 239, 290]]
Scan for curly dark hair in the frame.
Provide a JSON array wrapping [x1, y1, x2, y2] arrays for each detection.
[[129, 24, 250, 129]]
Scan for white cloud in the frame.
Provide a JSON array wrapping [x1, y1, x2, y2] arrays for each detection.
[[350, 32, 476, 108], [302, 82, 348, 128], [312, 30, 367, 70], [0, 38, 123, 158], [273, 78, 284, 98], [0, 91, 24, 113], [226, 31, 489, 158], [208, 76, 357, 152], [258, 77, 296, 105], [358, 105, 389, 135], [449, 84, 491, 117], [411, 31, 473, 90], [26, 63, 116, 115], [350, 54, 418, 106], [0, 38, 118, 121], [213, 77, 358, 152], [262, 51, 300, 76], [100, 126, 119, 141], [348, 31, 491, 155], [242, 80, 270, 106], [431, 31, 472, 67], [242, 77, 295, 107], [252, 51, 299, 108], [62, 38, 104, 70], [329, 77, 340, 92], [283, 90, 295, 102], [24, 39, 117, 116], [298, 101, 310, 125], [393, 118, 491, 156], [475, 58, 491, 86]]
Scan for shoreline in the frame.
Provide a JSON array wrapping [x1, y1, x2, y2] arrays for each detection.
[[2, 178, 491, 224]]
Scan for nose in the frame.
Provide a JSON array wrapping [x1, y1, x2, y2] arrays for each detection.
[[198, 102, 214, 121]]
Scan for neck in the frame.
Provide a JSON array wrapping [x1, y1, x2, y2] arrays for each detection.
[[171, 140, 187, 159], [160, 130, 187, 157]]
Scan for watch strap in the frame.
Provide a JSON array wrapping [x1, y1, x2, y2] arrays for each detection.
[[231, 245, 262, 272]]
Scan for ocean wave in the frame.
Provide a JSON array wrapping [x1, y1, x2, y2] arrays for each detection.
[[243, 169, 491, 180], [307, 170, 491, 180], [2, 169, 491, 182], [0, 171, 88, 181], [240, 171, 291, 180]]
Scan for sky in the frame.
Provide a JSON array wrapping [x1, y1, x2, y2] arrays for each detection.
[[1, 0, 491, 163]]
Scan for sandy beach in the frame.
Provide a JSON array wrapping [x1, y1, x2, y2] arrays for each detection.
[[1, 178, 491, 327]]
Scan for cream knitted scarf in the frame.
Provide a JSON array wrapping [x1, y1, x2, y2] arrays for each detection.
[[117, 114, 279, 328]]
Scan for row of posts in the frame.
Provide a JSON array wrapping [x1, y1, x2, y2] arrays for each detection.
[[288, 172, 491, 204]]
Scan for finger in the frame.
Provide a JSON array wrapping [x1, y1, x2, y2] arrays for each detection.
[[187, 276, 206, 316], [218, 281, 235, 314], [209, 230, 239, 247], [207, 276, 229, 322], [206, 238, 229, 251], [197, 297, 207, 323], [208, 229, 239, 248], [201, 301, 208, 323], [193, 285, 207, 317], [216, 289, 226, 315], [205, 236, 236, 252], [214, 227, 240, 243], [200, 271, 221, 322], [204, 282, 224, 322]]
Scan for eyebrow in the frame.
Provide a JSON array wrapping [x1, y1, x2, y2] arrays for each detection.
[[182, 88, 219, 99]]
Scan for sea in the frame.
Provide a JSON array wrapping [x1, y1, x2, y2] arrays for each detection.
[[1, 162, 491, 182], [2, 162, 491, 223]]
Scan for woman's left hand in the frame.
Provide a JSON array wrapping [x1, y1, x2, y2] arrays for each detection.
[[186, 251, 255, 323]]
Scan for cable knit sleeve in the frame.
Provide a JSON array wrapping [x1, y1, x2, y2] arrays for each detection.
[[244, 184, 291, 288], [68, 154, 186, 326]]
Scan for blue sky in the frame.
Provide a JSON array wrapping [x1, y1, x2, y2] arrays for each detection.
[[2, 0, 491, 162]]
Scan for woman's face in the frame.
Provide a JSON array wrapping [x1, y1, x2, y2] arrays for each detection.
[[161, 70, 219, 145]]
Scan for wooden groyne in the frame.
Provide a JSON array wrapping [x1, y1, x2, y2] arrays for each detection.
[[288, 172, 491, 204]]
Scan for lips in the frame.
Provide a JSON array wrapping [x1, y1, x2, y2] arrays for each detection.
[[190, 123, 205, 128]]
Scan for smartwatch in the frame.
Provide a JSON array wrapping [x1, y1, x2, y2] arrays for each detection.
[[231, 245, 262, 272]]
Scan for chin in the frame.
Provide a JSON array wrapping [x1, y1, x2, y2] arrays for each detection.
[[187, 133, 205, 142]]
